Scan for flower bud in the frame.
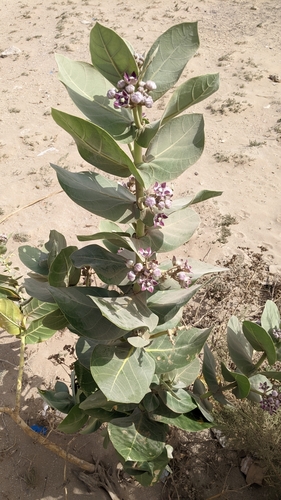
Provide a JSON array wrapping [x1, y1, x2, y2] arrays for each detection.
[[134, 263, 143, 273], [145, 196, 156, 208], [126, 259, 134, 268], [125, 84, 135, 94], [107, 88, 116, 99], [145, 80, 157, 91], [131, 91, 143, 104], [144, 96, 154, 108], [127, 271, 136, 282], [117, 80, 126, 89]]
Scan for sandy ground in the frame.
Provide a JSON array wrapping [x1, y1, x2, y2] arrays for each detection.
[[0, 0, 281, 498]]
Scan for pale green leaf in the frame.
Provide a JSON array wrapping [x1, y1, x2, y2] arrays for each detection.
[[0, 298, 22, 335]]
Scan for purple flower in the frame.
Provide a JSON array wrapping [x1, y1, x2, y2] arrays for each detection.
[[134, 262, 143, 273], [259, 383, 281, 415], [154, 213, 168, 227], [127, 271, 136, 282], [272, 328, 281, 339], [139, 247, 153, 259], [144, 196, 156, 208], [107, 88, 116, 99]]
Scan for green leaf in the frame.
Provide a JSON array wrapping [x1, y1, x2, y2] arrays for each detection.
[[76, 337, 98, 369], [91, 345, 155, 404], [52, 109, 143, 184], [261, 300, 280, 335], [260, 371, 281, 381], [48, 246, 80, 287], [247, 374, 271, 403], [141, 22, 199, 101], [227, 316, 255, 376], [24, 318, 57, 344], [136, 120, 160, 148], [49, 287, 125, 342], [74, 360, 98, 395], [38, 384, 74, 414], [0, 298, 22, 335], [141, 207, 200, 253], [187, 258, 226, 282], [147, 286, 200, 325], [108, 411, 167, 461], [22, 298, 68, 335], [242, 321, 276, 365], [146, 327, 211, 374], [45, 230, 67, 268], [57, 404, 89, 434], [142, 393, 160, 412], [138, 114, 204, 188], [90, 295, 158, 332], [221, 363, 251, 399], [55, 55, 136, 143], [79, 390, 136, 413], [18, 246, 49, 275], [71, 244, 128, 285], [52, 164, 138, 224], [166, 358, 200, 388], [149, 400, 212, 431], [89, 23, 138, 87], [24, 278, 55, 303], [161, 74, 219, 124], [202, 345, 229, 405], [167, 191, 222, 213], [158, 388, 196, 414]]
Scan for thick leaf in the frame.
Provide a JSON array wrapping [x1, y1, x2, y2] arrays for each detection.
[[142, 393, 160, 413], [150, 400, 212, 431], [24, 318, 57, 344], [52, 109, 142, 184], [260, 371, 281, 381], [22, 298, 68, 332], [71, 244, 128, 285], [158, 388, 196, 414], [79, 390, 136, 413], [166, 358, 200, 388], [24, 278, 55, 303], [141, 23, 199, 101], [190, 379, 214, 421], [202, 344, 220, 393], [0, 286, 20, 300], [55, 55, 135, 143], [261, 300, 280, 335], [18, 246, 49, 276], [74, 360, 98, 395], [247, 374, 271, 403], [38, 384, 74, 414], [150, 308, 183, 335], [147, 285, 200, 325], [243, 321, 276, 365], [221, 363, 251, 399], [161, 74, 219, 124], [138, 114, 204, 188], [108, 410, 167, 461], [0, 298, 22, 335], [166, 191, 222, 214], [57, 404, 89, 434], [76, 337, 98, 369], [52, 164, 138, 224], [141, 206, 200, 253], [45, 230, 67, 268], [91, 345, 155, 404], [136, 120, 160, 149], [48, 246, 80, 287], [49, 287, 125, 342], [187, 258, 226, 282], [146, 327, 211, 374], [89, 23, 138, 87], [90, 295, 158, 332], [227, 316, 255, 376], [123, 446, 172, 487]]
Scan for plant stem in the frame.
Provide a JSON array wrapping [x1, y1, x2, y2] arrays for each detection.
[[200, 381, 237, 400], [0, 406, 95, 472], [133, 115, 145, 238], [15, 334, 26, 416]]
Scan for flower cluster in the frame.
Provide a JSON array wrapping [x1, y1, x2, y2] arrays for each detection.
[[259, 382, 281, 415], [134, 52, 145, 68], [144, 182, 173, 228], [171, 256, 192, 288], [126, 247, 161, 293], [107, 72, 156, 109], [272, 327, 281, 340]]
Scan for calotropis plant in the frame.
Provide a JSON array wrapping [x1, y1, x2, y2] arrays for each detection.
[[2, 23, 280, 486]]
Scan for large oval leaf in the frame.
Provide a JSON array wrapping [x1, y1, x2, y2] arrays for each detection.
[[140, 206, 200, 253], [52, 164, 138, 223], [161, 74, 219, 124], [48, 246, 80, 287], [52, 109, 142, 183], [138, 114, 204, 187], [108, 411, 167, 461], [55, 55, 135, 143], [243, 321, 276, 366], [146, 327, 211, 373], [49, 287, 125, 342], [91, 345, 155, 403], [0, 298, 22, 335], [141, 23, 199, 101], [227, 316, 255, 377], [90, 23, 138, 86]]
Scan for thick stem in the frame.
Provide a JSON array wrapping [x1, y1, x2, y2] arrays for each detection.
[[200, 381, 238, 400], [15, 335, 26, 416], [0, 406, 96, 473], [133, 116, 146, 238]]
